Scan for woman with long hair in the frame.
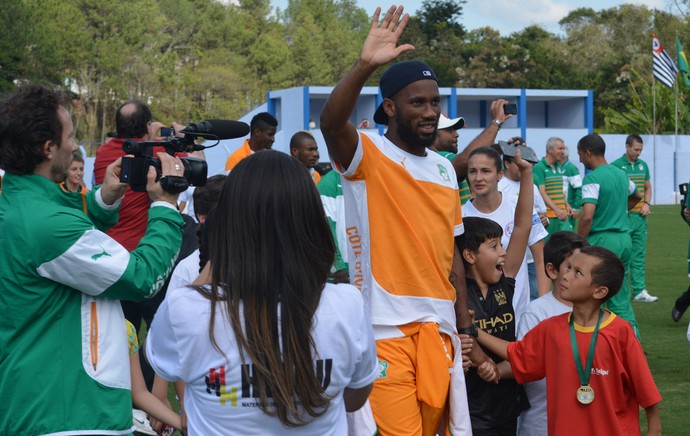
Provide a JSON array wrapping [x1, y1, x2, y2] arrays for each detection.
[[146, 150, 377, 434]]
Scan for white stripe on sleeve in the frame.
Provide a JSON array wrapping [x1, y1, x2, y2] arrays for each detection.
[[37, 229, 130, 296], [582, 183, 600, 201]]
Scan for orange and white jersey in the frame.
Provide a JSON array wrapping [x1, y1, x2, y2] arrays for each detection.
[[335, 132, 463, 338]]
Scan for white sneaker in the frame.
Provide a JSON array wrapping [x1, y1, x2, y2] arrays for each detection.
[[633, 289, 658, 302], [132, 409, 157, 435]]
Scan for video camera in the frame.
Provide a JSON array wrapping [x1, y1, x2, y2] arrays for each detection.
[[119, 120, 249, 193]]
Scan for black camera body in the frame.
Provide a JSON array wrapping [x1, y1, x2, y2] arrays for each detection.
[[498, 140, 539, 164], [120, 139, 207, 193]]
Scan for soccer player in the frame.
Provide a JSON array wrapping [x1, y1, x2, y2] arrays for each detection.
[[576, 133, 643, 336], [611, 134, 658, 302], [319, 6, 488, 434]]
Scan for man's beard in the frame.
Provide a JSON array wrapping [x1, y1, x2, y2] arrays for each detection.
[[51, 163, 69, 183], [395, 112, 437, 148]]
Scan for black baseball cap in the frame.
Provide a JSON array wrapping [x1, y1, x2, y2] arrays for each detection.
[[373, 61, 438, 125]]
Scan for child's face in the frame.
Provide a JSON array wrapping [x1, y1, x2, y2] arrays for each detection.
[[470, 236, 507, 285], [552, 249, 581, 291], [559, 252, 600, 303], [67, 161, 84, 186]]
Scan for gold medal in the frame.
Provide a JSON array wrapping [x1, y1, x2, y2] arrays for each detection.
[[576, 385, 595, 405]]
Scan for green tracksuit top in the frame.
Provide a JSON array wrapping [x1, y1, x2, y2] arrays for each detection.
[[0, 173, 183, 436]]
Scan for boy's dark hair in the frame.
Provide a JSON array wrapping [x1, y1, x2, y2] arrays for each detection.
[[193, 174, 226, 218], [115, 100, 152, 139], [250, 111, 278, 133], [579, 245, 624, 301], [468, 146, 502, 172], [71, 150, 84, 164], [456, 217, 503, 263], [577, 133, 606, 156], [543, 231, 589, 274]]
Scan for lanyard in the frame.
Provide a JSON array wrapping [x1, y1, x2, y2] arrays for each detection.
[[569, 309, 604, 387]]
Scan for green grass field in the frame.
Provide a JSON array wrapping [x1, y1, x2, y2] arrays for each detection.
[[638, 205, 690, 434], [156, 205, 690, 434]]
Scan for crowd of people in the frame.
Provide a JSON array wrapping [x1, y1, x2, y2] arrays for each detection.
[[1, 5, 682, 436]]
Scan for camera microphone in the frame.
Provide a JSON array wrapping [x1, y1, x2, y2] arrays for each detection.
[[180, 120, 250, 140]]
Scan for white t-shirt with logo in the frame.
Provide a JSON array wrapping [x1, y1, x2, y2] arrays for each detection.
[[498, 177, 547, 264], [516, 292, 572, 436], [462, 194, 548, 322], [146, 283, 378, 435]]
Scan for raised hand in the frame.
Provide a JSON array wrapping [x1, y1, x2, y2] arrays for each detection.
[[360, 6, 415, 68]]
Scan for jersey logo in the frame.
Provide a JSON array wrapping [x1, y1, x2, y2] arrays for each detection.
[[638, 164, 643, 170], [91, 246, 111, 261], [438, 164, 450, 182], [494, 289, 508, 306], [377, 360, 389, 379]]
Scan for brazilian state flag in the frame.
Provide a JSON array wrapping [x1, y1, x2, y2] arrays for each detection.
[[677, 39, 690, 86]]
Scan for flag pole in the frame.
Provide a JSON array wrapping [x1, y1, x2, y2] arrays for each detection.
[[653, 68, 657, 203], [675, 69, 679, 191]]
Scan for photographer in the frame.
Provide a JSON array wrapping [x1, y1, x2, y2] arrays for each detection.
[[94, 101, 188, 334], [0, 83, 184, 435]]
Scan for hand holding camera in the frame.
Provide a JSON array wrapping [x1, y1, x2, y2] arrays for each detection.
[[147, 153, 186, 206]]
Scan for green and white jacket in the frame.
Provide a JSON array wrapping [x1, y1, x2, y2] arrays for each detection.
[[0, 173, 183, 436]]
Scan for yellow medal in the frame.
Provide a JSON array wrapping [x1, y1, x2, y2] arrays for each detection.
[[576, 385, 595, 405]]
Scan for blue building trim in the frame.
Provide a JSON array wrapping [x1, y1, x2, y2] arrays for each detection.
[[303, 87, 311, 130], [586, 90, 594, 133], [545, 102, 549, 128], [479, 101, 487, 127], [519, 89, 527, 140], [449, 88, 458, 118], [267, 92, 275, 116], [376, 89, 385, 135]]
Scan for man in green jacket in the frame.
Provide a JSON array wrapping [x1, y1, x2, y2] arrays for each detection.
[[0, 84, 185, 435]]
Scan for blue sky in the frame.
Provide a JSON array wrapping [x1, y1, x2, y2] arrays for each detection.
[[270, 0, 669, 35]]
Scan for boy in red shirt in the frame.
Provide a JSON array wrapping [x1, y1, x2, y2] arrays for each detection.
[[476, 245, 661, 435]]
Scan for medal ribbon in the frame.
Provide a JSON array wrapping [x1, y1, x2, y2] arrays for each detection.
[[569, 309, 604, 387]]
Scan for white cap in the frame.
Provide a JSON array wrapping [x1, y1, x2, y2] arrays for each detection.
[[438, 113, 465, 130]]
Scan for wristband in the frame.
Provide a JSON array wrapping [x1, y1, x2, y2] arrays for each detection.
[[459, 324, 478, 338], [490, 119, 503, 130]]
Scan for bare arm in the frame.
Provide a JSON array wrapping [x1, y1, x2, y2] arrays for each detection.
[[477, 329, 510, 361], [644, 403, 661, 436], [320, 6, 414, 170], [504, 150, 534, 278], [451, 99, 512, 179], [344, 383, 374, 412], [529, 240, 551, 296], [577, 202, 595, 237], [130, 353, 183, 430]]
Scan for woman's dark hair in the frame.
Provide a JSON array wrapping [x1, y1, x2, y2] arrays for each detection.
[[468, 146, 502, 172], [196, 206, 216, 274], [0, 83, 66, 174], [203, 150, 335, 426]]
